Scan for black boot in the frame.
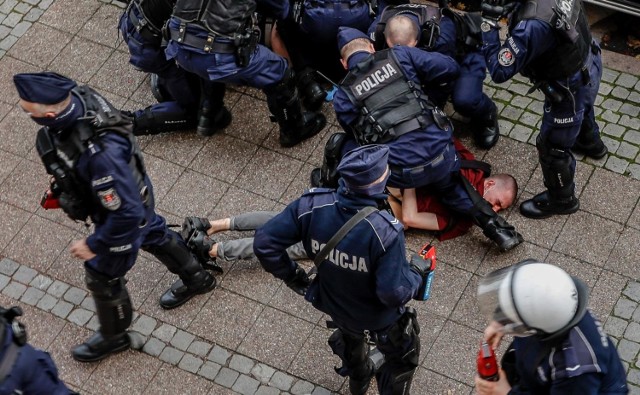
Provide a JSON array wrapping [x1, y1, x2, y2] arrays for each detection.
[[297, 68, 327, 112], [159, 270, 216, 310], [475, 213, 524, 252], [149, 73, 173, 103], [473, 101, 500, 149], [349, 360, 374, 395], [196, 106, 232, 137], [72, 270, 133, 362], [266, 69, 326, 147], [132, 105, 198, 136], [572, 123, 608, 159], [181, 216, 212, 240], [310, 132, 348, 188], [520, 191, 579, 219]]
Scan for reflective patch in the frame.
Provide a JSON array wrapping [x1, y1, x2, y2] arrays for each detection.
[[98, 188, 121, 211], [498, 48, 515, 67], [92, 175, 113, 187], [109, 244, 132, 253]]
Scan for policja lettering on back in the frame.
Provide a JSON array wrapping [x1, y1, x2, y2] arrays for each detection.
[[351, 61, 400, 98], [311, 239, 368, 272]]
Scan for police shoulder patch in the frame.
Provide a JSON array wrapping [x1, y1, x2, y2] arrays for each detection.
[[97, 188, 121, 211], [498, 47, 515, 67]]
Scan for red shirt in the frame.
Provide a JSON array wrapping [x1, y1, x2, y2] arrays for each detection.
[[415, 140, 485, 241]]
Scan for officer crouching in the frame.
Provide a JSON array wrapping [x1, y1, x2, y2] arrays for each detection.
[[254, 145, 426, 395], [13, 72, 217, 362]]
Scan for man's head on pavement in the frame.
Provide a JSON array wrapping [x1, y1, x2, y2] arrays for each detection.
[[385, 14, 420, 48], [13, 72, 78, 128], [338, 27, 375, 68], [483, 173, 518, 212], [338, 144, 390, 196]]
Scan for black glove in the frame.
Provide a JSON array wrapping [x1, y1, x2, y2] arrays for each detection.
[[409, 254, 432, 301], [285, 265, 311, 296]]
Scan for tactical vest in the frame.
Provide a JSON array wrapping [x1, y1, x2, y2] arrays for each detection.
[[36, 87, 147, 222], [516, 0, 591, 81], [172, 0, 256, 37], [340, 50, 437, 145], [374, 4, 441, 50], [441, 7, 483, 59], [131, 0, 175, 32]]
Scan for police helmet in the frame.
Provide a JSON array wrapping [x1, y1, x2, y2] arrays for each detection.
[[477, 260, 588, 341]]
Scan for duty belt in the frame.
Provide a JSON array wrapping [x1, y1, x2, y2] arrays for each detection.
[[308, 0, 364, 9], [388, 144, 449, 175], [169, 27, 236, 54], [127, 3, 162, 42]]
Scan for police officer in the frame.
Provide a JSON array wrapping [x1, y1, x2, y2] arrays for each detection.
[[475, 261, 629, 394], [0, 306, 75, 394], [119, 0, 230, 136], [320, 27, 523, 252], [254, 145, 424, 395], [479, 0, 606, 218], [14, 72, 217, 362], [165, 0, 326, 147], [372, 1, 501, 149]]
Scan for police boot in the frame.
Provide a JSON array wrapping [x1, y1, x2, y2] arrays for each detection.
[[185, 229, 216, 265], [473, 101, 500, 149], [520, 136, 580, 219], [310, 132, 348, 188], [196, 106, 232, 137], [72, 269, 132, 362], [266, 69, 327, 148], [144, 231, 216, 310], [150, 73, 173, 103], [132, 105, 198, 136], [297, 68, 327, 112], [572, 123, 608, 159]]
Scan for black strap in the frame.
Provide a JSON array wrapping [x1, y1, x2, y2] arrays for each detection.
[[313, 206, 377, 268], [459, 159, 491, 177], [0, 341, 21, 382]]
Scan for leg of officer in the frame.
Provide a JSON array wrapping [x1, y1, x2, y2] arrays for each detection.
[[327, 328, 375, 395], [310, 132, 359, 188]]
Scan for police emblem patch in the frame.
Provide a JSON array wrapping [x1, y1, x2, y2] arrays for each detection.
[[498, 48, 515, 66], [98, 188, 121, 211]]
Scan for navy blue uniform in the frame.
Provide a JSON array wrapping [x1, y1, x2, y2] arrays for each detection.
[[508, 311, 628, 394]]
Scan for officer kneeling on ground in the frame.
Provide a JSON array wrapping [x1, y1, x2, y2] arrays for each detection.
[[13, 72, 217, 362], [254, 145, 427, 395], [475, 261, 628, 395], [0, 306, 75, 394]]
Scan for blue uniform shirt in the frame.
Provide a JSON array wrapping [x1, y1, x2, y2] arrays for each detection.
[[253, 185, 421, 331]]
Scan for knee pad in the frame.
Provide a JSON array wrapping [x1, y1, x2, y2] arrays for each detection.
[[85, 267, 132, 335]]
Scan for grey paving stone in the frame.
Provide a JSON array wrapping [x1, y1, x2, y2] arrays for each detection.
[[252, 363, 276, 383], [630, 384, 640, 395], [311, 387, 332, 395], [153, 323, 177, 342], [80, 296, 96, 312], [2, 12, 21, 28], [132, 315, 157, 336], [36, 293, 57, 311], [602, 68, 619, 83], [601, 98, 623, 112], [598, 82, 613, 95], [187, 340, 212, 358], [0, 25, 10, 39], [617, 142, 639, 160], [208, 345, 231, 364], [604, 156, 628, 174], [629, 164, 640, 181], [629, 90, 640, 104], [39, 0, 55, 10], [23, 7, 43, 22], [13, 265, 37, 285], [611, 86, 630, 100], [624, 282, 640, 302], [620, 103, 640, 118], [20, 286, 45, 305], [199, 361, 222, 381], [602, 123, 626, 139], [170, 329, 195, 351], [493, 89, 513, 102], [229, 354, 255, 374], [600, 110, 620, 124], [63, 286, 87, 305], [625, 322, 640, 343], [0, 258, 19, 276], [269, 371, 294, 391], [509, 95, 532, 109], [509, 124, 533, 143], [215, 367, 240, 388], [500, 106, 523, 122], [67, 308, 93, 326], [2, 281, 26, 299], [14, 3, 31, 13], [629, 369, 640, 386], [508, 82, 529, 96], [255, 386, 280, 395], [29, 274, 53, 291], [86, 315, 99, 331], [0, 274, 10, 292], [497, 119, 514, 136], [626, 130, 640, 145], [159, 346, 184, 365], [178, 354, 203, 374], [51, 300, 73, 318], [291, 380, 315, 395], [233, 374, 261, 395], [616, 73, 639, 88], [602, 136, 621, 153], [0, 0, 17, 14], [605, 316, 629, 338], [47, 280, 69, 297], [142, 337, 165, 357], [618, 339, 640, 362], [10, 20, 31, 37]]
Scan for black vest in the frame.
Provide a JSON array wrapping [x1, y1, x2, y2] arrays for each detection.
[[374, 4, 442, 51], [341, 50, 434, 145], [516, 0, 591, 81], [132, 0, 175, 31], [173, 0, 256, 37]]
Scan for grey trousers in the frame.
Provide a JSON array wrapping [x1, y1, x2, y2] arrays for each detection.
[[217, 211, 308, 262]]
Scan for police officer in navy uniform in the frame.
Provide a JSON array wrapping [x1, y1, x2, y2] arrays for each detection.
[[316, 27, 523, 252], [165, 0, 326, 147], [475, 261, 628, 395], [372, 1, 501, 149], [254, 145, 424, 395], [119, 0, 230, 137], [479, 0, 606, 218], [14, 72, 217, 362], [0, 306, 75, 394]]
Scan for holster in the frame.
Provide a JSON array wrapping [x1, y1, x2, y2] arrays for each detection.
[[328, 328, 351, 377], [234, 27, 260, 68]]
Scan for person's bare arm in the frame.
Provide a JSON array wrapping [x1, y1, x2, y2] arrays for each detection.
[[401, 188, 441, 231], [386, 187, 408, 230]]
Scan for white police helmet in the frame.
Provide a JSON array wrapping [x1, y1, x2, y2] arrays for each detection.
[[477, 260, 588, 340]]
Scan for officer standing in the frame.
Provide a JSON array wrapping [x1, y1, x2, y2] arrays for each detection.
[[14, 72, 217, 362], [0, 306, 75, 394], [119, 0, 230, 136], [475, 261, 629, 394], [164, 0, 326, 147], [321, 27, 523, 252], [479, 0, 607, 218], [254, 145, 424, 395]]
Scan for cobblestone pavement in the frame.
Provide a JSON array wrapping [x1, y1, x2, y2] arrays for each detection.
[[0, 0, 639, 394]]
